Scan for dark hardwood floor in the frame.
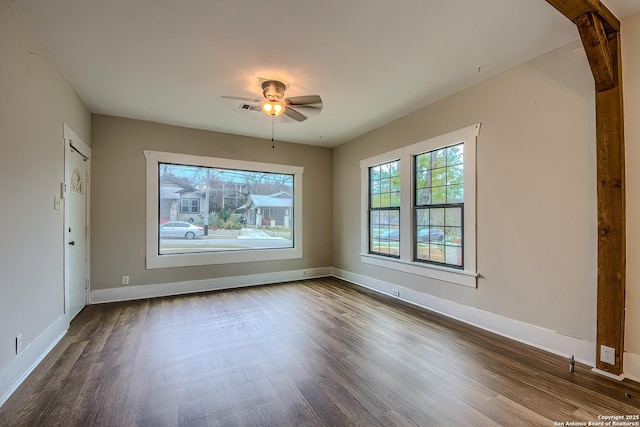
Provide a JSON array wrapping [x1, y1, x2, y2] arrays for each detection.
[[1, 277, 639, 426]]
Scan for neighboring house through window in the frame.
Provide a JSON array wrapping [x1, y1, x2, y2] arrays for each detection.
[[236, 191, 292, 229]]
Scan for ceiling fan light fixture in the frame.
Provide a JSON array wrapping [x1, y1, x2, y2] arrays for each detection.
[[262, 100, 286, 116]]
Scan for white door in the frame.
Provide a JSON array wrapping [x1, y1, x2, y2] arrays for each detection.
[[64, 125, 90, 320]]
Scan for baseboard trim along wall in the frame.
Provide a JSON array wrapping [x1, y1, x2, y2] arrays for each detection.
[[0, 315, 68, 408], [624, 351, 640, 383], [332, 268, 596, 367], [90, 267, 334, 304]]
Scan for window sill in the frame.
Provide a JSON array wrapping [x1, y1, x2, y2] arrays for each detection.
[[148, 247, 302, 269], [360, 253, 477, 288]]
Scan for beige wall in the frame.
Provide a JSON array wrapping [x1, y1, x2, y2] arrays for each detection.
[[623, 13, 640, 381], [333, 42, 598, 346], [0, 1, 90, 397], [90, 115, 332, 290]]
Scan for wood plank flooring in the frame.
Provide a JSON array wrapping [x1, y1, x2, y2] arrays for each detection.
[[1, 277, 639, 426]]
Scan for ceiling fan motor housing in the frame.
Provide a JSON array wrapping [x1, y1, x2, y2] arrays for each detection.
[[262, 80, 286, 102]]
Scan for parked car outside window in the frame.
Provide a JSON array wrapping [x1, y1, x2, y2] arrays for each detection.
[[378, 229, 400, 241], [160, 221, 204, 239], [417, 228, 444, 243]]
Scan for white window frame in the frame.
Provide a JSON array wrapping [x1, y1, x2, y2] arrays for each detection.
[[144, 150, 303, 269], [360, 123, 480, 288]]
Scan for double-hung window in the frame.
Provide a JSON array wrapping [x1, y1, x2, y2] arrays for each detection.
[[369, 160, 401, 258], [415, 144, 464, 268], [360, 124, 480, 287]]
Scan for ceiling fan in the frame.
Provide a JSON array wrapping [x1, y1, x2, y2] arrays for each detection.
[[222, 80, 322, 122]]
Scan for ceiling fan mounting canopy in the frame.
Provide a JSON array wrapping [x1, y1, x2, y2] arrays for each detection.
[[262, 80, 286, 102]]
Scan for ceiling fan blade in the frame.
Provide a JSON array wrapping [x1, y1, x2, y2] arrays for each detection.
[[221, 95, 262, 103], [284, 106, 307, 122], [286, 95, 322, 106]]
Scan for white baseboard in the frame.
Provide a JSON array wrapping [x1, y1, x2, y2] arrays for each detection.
[[333, 268, 596, 366], [90, 267, 334, 304], [624, 351, 640, 383], [591, 368, 625, 381], [0, 314, 68, 407]]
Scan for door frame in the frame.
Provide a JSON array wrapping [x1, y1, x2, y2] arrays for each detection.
[[63, 123, 91, 318]]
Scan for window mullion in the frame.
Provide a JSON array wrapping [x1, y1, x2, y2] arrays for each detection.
[[399, 153, 412, 261]]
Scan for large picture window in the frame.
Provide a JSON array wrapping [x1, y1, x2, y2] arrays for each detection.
[[360, 124, 480, 287], [145, 151, 303, 269]]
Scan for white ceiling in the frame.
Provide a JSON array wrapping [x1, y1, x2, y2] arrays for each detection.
[[10, 0, 640, 147]]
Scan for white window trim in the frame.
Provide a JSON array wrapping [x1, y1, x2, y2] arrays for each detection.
[[360, 123, 480, 288], [144, 150, 303, 269]]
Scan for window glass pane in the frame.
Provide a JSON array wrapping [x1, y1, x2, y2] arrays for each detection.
[[446, 185, 464, 203], [390, 191, 401, 206], [445, 226, 462, 246], [430, 208, 445, 226], [389, 210, 400, 226], [432, 168, 446, 187], [371, 165, 381, 180], [430, 244, 445, 263], [416, 208, 429, 226], [433, 149, 447, 168], [431, 187, 447, 205], [381, 193, 391, 208], [416, 152, 431, 172], [159, 163, 293, 255], [416, 171, 428, 189], [416, 189, 430, 206], [447, 144, 464, 166], [447, 164, 464, 185], [445, 207, 462, 227], [369, 208, 400, 257], [381, 178, 390, 193], [445, 245, 463, 267], [370, 179, 380, 195]]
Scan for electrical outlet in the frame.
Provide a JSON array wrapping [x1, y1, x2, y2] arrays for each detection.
[[600, 345, 615, 365], [16, 334, 22, 354], [392, 289, 400, 297], [122, 275, 129, 285], [54, 195, 62, 211]]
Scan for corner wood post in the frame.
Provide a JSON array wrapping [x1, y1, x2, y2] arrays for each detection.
[[576, 12, 626, 375]]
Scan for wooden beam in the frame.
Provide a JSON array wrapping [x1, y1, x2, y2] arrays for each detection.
[[576, 12, 615, 92], [594, 30, 625, 375], [544, 0, 619, 32], [545, 1, 625, 375]]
